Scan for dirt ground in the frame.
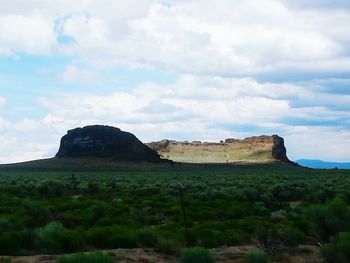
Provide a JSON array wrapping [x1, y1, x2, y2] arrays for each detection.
[[1, 245, 322, 263]]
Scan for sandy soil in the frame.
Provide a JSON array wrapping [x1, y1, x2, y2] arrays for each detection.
[[1, 245, 322, 263]]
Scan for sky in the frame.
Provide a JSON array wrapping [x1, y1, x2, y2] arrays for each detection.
[[0, 0, 350, 164]]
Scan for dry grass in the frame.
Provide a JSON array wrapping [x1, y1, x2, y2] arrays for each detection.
[[3, 245, 322, 263], [158, 141, 275, 163]]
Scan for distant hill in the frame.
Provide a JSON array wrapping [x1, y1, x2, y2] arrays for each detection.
[[147, 135, 293, 164], [296, 159, 350, 169]]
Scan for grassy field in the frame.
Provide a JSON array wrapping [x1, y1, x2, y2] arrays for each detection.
[[0, 159, 350, 262]]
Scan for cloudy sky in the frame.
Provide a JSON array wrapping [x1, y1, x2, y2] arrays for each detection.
[[0, 0, 350, 163]]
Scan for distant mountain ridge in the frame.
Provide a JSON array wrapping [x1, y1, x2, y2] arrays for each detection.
[[296, 159, 350, 169]]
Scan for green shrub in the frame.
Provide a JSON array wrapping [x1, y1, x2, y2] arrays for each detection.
[[0, 257, 12, 263], [57, 252, 114, 263], [155, 238, 178, 255], [0, 218, 11, 233], [38, 180, 66, 198], [87, 182, 99, 195], [223, 229, 244, 246], [85, 225, 136, 249], [197, 229, 225, 248], [246, 249, 269, 263], [22, 200, 53, 227], [306, 198, 350, 241], [87, 204, 107, 225], [37, 222, 65, 253], [61, 230, 86, 252], [321, 232, 350, 263], [0, 233, 20, 254], [279, 226, 305, 247], [16, 228, 36, 251], [179, 247, 215, 263], [135, 229, 159, 248], [85, 227, 110, 248]]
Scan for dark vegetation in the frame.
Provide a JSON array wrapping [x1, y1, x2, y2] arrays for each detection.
[[246, 248, 269, 263], [0, 163, 350, 261], [57, 252, 114, 263], [179, 247, 215, 263]]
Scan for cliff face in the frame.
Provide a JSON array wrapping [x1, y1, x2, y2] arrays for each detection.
[[146, 135, 291, 164], [56, 125, 161, 162]]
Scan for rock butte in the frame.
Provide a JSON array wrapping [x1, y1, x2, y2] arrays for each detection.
[[56, 125, 161, 162], [55, 125, 291, 164], [146, 135, 291, 164]]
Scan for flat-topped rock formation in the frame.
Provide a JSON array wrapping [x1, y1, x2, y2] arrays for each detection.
[[56, 125, 161, 162], [147, 135, 291, 163]]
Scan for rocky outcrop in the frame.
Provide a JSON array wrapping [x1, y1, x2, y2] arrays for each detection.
[[147, 135, 291, 164], [56, 125, 161, 162], [146, 139, 170, 152], [272, 135, 289, 162]]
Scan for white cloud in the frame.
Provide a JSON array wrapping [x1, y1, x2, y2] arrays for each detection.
[[0, 118, 59, 164], [62, 14, 110, 50], [1, 0, 349, 73], [51, 0, 349, 74], [39, 75, 294, 128], [0, 0, 154, 21], [0, 14, 56, 56], [62, 65, 97, 83], [118, 0, 349, 74], [0, 0, 154, 57]]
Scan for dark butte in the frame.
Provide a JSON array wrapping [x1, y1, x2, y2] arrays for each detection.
[[56, 125, 161, 162]]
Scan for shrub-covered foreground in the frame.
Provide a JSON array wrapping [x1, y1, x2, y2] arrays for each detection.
[[0, 163, 349, 261]]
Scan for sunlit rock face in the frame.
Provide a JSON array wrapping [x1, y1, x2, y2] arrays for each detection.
[[147, 135, 291, 164], [56, 125, 161, 162]]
